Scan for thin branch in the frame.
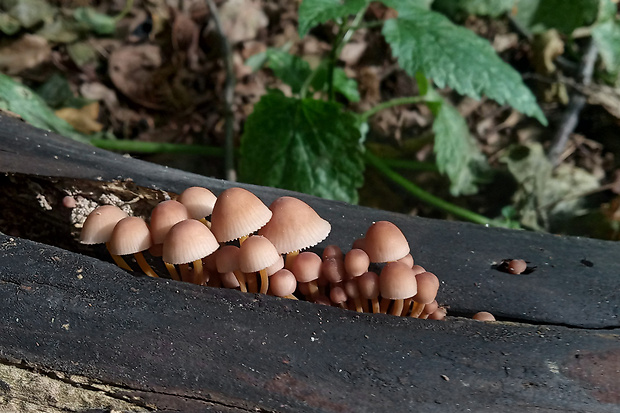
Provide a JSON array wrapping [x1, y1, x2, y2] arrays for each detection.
[[205, 0, 236, 181], [364, 151, 503, 227], [359, 96, 425, 121], [90, 139, 225, 157], [547, 40, 598, 167]]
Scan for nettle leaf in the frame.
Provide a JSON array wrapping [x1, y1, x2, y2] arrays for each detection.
[[240, 91, 364, 203], [380, 0, 433, 12], [382, 7, 547, 125], [512, 0, 599, 35], [592, 20, 620, 79], [298, 0, 368, 37], [432, 100, 488, 196]]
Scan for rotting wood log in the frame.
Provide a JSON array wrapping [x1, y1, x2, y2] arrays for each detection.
[[0, 112, 619, 412]]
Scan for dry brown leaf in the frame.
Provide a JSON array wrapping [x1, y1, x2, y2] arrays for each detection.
[[55, 102, 103, 135], [0, 34, 51, 75], [219, 0, 268, 44]]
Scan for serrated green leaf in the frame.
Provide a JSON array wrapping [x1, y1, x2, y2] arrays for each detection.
[[592, 20, 620, 78], [240, 91, 364, 203], [298, 0, 368, 37], [310, 63, 360, 102], [512, 0, 599, 34], [433, 0, 515, 18], [0, 73, 90, 143], [432, 100, 488, 196], [73, 7, 116, 35], [264, 49, 312, 94], [382, 7, 547, 125]]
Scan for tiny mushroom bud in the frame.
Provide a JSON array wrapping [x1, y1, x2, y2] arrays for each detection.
[[330, 285, 348, 309], [428, 307, 447, 321], [506, 259, 527, 275], [215, 245, 246, 292], [344, 248, 370, 279], [409, 271, 440, 318], [363, 221, 410, 263], [472, 311, 496, 321], [149, 200, 189, 280], [108, 216, 158, 278], [357, 271, 380, 313], [290, 251, 322, 300], [270, 268, 298, 299]]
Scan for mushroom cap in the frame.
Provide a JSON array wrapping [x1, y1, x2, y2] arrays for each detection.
[[290, 251, 322, 283], [357, 271, 380, 299], [270, 269, 297, 297], [265, 255, 285, 276], [472, 311, 496, 321], [258, 196, 331, 254], [413, 271, 440, 304], [80, 205, 128, 244], [379, 261, 417, 300], [421, 300, 438, 317], [178, 186, 217, 219], [163, 219, 219, 264], [321, 257, 345, 284], [330, 285, 348, 305], [108, 216, 152, 255], [149, 200, 189, 244], [363, 221, 410, 263], [215, 245, 240, 273], [344, 248, 370, 279], [428, 307, 447, 320], [397, 253, 414, 268], [210, 187, 272, 243], [238, 235, 281, 273], [506, 259, 527, 274], [220, 271, 240, 289]]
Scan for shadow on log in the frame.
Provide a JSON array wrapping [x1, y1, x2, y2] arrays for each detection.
[[0, 113, 619, 412]]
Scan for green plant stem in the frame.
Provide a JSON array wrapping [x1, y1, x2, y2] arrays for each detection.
[[90, 139, 225, 157], [381, 158, 438, 172], [114, 0, 134, 21], [364, 150, 498, 226], [360, 96, 425, 121]]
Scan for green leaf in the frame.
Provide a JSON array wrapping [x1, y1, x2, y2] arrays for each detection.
[[8, 0, 56, 28], [512, 0, 599, 34], [382, 7, 547, 124], [433, 0, 515, 18], [73, 7, 116, 35], [432, 100, 489, 196], [0, 12, 20, 35], [240, 91, 364, 203], [263, 49, 312, 94], [0, 74, 90, 143], [380, 0, 433, 12], [310, 63, 361, 102], [298, 0, 368, 37], [592, 20, 620, 79]]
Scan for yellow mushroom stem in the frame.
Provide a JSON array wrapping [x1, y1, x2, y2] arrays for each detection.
[[401, 298, 413, 316], [179, 263, 192, 282], [105, 242, 132, 271], [199, 218, 211, 228], [165, 263, 181, 281], [284, 294, 298, 300], [410, 301, 425, 318], [353, 297, 364, 313], [246, 271, 258, 293], [284, 250, 299, 270], [259, 269, 269, 294], [379, 297, 391, 314], [134, 252, 159, 278], [239, 235, 249, 245], [233, 270, 248, 293], [390, 299, 404, 316]]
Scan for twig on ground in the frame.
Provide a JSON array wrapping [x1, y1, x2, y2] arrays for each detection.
[[547, 40, 598, 167], [205, 0, 236, 181]]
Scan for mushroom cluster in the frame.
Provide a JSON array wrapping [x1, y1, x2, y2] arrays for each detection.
[[80, 186, 447, 319]]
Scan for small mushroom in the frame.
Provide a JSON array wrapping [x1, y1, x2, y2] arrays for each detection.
[[409, 271, 439, 318], [214, 245, 246, 292], [210, 187, 272, 244], [270, 268, 298, 299], [80, 205, 131, 271], [163, 219, 219, 284], [177, 186, 217, 225], [472, 311, 496, 321], [379, 261, 417, 316], [108, 216, 158, 278], [290, 251, 322, 301], [149, 200, 189, 280], [357, 270, 380, 313], [363, 221, 410, 263], [238, 235, 282, 294]]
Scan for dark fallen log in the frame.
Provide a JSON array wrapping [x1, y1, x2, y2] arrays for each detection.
[[0, 113, 619, 412]]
